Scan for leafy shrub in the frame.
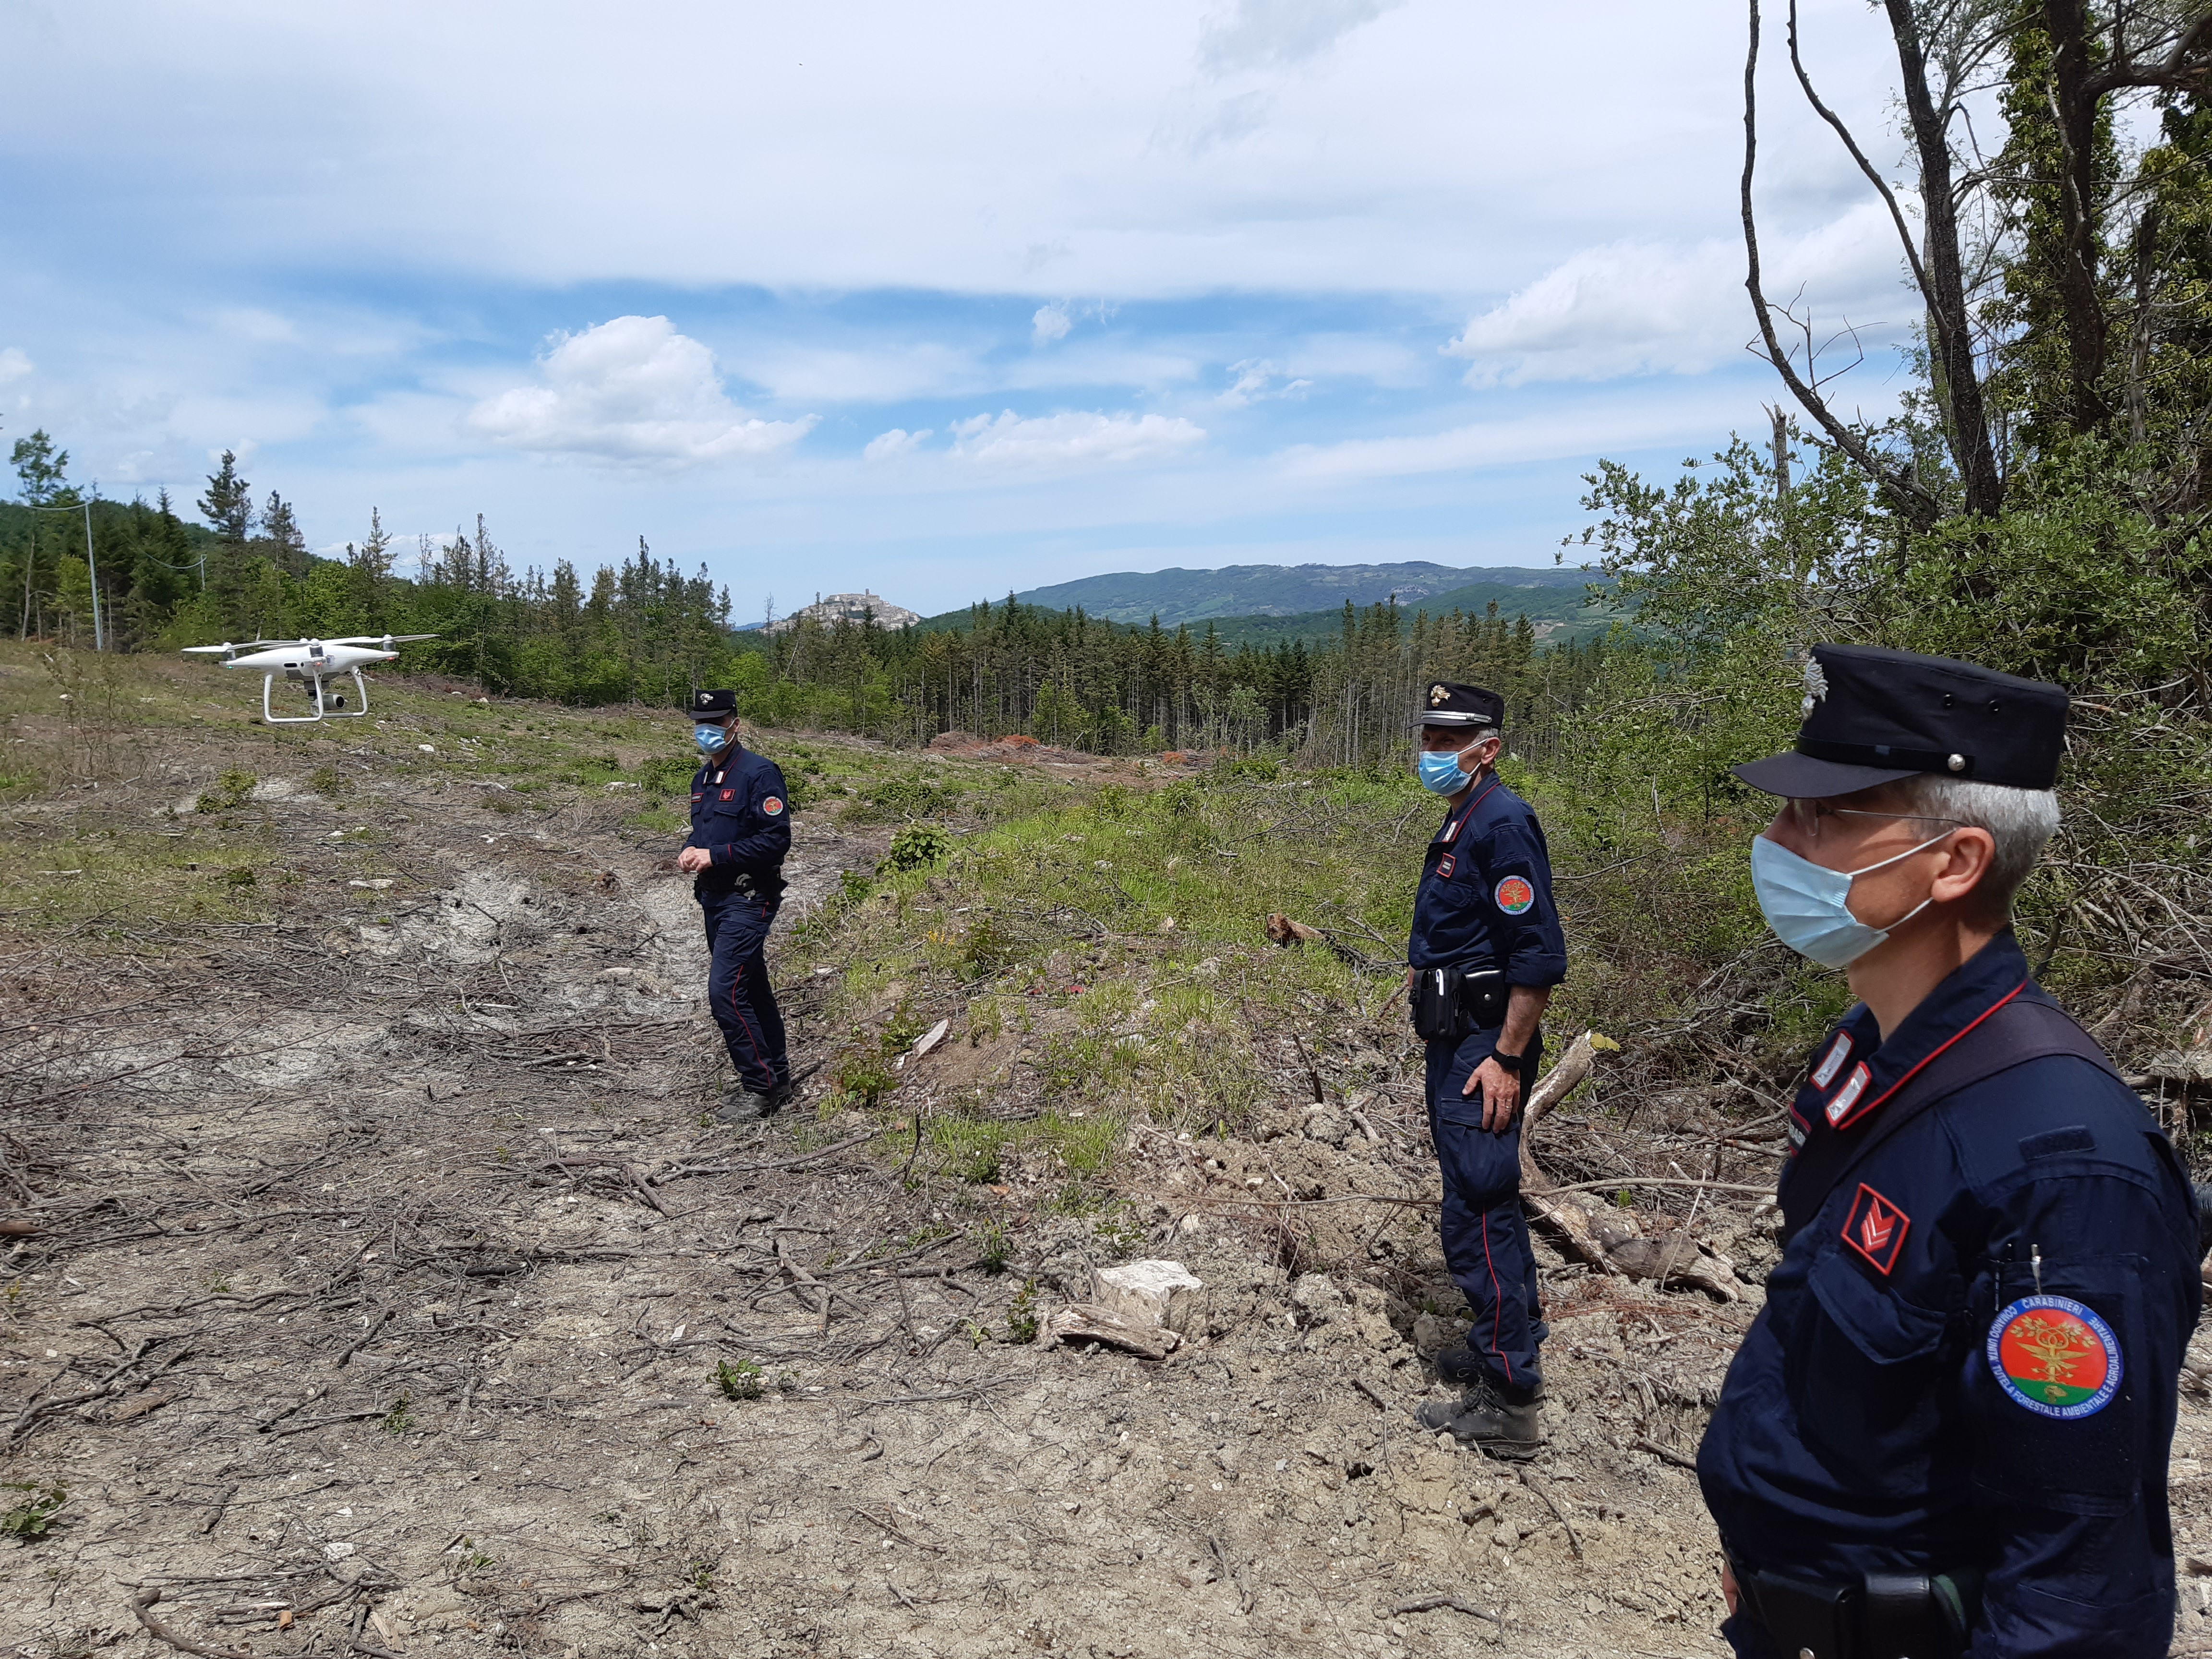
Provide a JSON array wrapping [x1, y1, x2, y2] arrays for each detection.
[[713, 1358, 763, 1401], [879, 823, 950, 874], [960, 914, 1016, 980], [835, 1050, 898, 1106], [850, 770, 959, 823], [308, 765, 350, 798], [1004, 1278, 1041, 1343], [637, 755, 695, 795], [0, 1481, 65, 1540], [195, 769, 256, 813]]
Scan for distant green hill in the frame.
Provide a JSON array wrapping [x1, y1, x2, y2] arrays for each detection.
[[967, 560, 1588, 626], [1193, 586, 1623, 651], [915, 561, 1617, 648]]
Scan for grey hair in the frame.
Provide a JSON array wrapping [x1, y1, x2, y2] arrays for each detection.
[[1885, 773, 2061, 916]]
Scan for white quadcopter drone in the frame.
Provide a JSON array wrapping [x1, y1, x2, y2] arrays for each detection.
[[181, 634, 438, 724]]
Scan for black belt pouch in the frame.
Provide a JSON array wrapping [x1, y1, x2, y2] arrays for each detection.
[[1409, 968, 1507, 1041], [1744, 1569, 1856, 1659]]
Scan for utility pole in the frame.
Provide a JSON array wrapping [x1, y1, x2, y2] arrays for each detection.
[[83, 502, 103, 651]]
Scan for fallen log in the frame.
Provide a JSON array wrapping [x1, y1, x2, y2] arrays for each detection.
[[1034, 1302, 1179, 1360], [1517, 1031, 1741, 1302]]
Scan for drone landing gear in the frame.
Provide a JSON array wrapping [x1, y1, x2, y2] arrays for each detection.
[[261, 668, 372, 724]]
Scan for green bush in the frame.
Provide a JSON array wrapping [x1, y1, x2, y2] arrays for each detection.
[[713, 1357, 763, 1401], [879, 823, 950, 874], [195, 769, 256, 813], [0, 1482, 65, 1540]]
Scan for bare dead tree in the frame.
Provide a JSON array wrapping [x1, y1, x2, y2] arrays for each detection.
[[1743, 1, 1948, 524], [1743, 0, 2212, 522]]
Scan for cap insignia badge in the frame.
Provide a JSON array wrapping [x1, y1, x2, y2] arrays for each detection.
[[1429, 684, 1449, 707], [1803, 659, 1828, 702]]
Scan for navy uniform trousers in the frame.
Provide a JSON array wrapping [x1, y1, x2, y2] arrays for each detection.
[[700, 888, 788, 1094], [1425, 1023, 1547, 1394]]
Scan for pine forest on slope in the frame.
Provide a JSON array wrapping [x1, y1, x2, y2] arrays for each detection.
[[958, 560, 1591, 625]]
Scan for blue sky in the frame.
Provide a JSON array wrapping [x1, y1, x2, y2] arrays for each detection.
[[1, 0, 1919, 617]]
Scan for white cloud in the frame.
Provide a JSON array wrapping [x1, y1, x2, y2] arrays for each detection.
[[1276, 383, 1808, 483], [950, 409, 1205, 468], [0, 1, 1906, 299], [1032, 305, 1072, 345], [1197, 0, 1406, 74], [864, 427, 933, 461], [1446, 202, 1910, 386], [467, 316, 816, 464], [0, 348, 31, 385], [1217, 358, 1311, 407]]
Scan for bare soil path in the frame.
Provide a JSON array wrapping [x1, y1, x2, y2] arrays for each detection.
[[7, 676, 2211, 1659]]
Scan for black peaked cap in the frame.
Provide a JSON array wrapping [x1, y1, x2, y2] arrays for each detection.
[[687, 688, 737, 718], [1416, 680, 1505, 729], [1732, 644, 2067, 797]]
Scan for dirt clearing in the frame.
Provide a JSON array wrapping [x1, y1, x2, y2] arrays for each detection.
[[7, 654, 2212, 1658]]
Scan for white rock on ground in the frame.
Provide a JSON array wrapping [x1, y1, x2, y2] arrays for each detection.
[[1093, 1259, 1204, 1333]]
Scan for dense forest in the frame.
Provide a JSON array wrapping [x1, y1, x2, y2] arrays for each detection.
[[0, 442, 1605, 764]]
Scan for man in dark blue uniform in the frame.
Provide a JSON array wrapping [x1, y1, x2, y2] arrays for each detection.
[[1699, 644, 2200, 1659], [673, 689, 794, 1122], [1401, 681, 1569, 1457]]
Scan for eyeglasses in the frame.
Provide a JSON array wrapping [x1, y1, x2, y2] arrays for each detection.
[[1783, 801, 1962, 842]]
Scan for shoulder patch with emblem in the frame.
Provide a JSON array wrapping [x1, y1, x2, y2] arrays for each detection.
[[1840, 1182, 1910, 1274], [762, 796, 784, 816], [1493, 875, 1534, 915], [1988, 1295, 2121, 1419]]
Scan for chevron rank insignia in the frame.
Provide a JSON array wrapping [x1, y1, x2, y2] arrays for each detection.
[[1841, 1182, 1910, 1274]]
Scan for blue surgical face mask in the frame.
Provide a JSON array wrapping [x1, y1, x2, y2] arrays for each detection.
[[694, 723, 731, 757], [1418, 747, 1476, 796], [1749, 830, 1954, 969]]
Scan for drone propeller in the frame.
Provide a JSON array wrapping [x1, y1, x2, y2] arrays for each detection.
[[324, 633, 439, 648], [180, 644, 238, 654]]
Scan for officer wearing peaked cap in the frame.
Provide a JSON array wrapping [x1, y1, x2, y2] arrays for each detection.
[[1401, 681, 1568, 1457], [1698, 644, 2200, 1659], [674, 689, 795, 1121]]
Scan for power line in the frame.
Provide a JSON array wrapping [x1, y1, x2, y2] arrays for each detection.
[[11, 497, 106, 649]]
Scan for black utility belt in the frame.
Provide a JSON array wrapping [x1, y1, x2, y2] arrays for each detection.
[[1409, 965, 1507, 1042], [1728, 1554, 1979, 1659], [697, 873, 781, 900]]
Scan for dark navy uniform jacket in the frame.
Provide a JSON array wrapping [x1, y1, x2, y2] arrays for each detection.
[[1699, 932, 2199, 1657], [687, 745, 792, 900], [1407, 774, 1567, 988]]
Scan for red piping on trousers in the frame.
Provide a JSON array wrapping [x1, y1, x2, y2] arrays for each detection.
[[721, 901, 772, 1086], [1481, 1212, 1513, 1386]]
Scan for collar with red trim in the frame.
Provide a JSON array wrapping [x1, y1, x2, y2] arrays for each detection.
[[1790, 930, 2033, 1141], [1432, 773, 1504, 848]]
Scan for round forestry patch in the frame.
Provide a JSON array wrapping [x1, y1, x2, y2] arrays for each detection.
[[1493, 875, 1535, 915], [1987, 1294, 2121, 1419]]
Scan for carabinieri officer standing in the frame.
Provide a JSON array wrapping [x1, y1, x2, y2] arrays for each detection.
[[673, 689, 795, 1122], [1699, 645, 2200, 1659], [1403, 681, 1568, 1457]]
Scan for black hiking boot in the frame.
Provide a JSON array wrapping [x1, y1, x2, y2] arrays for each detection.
[[714, 1080, 793, 1124], [1413, 1380, 1546, 1460]]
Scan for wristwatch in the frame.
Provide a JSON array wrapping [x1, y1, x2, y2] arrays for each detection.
[[1489, 1047, 1528, 1078]]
